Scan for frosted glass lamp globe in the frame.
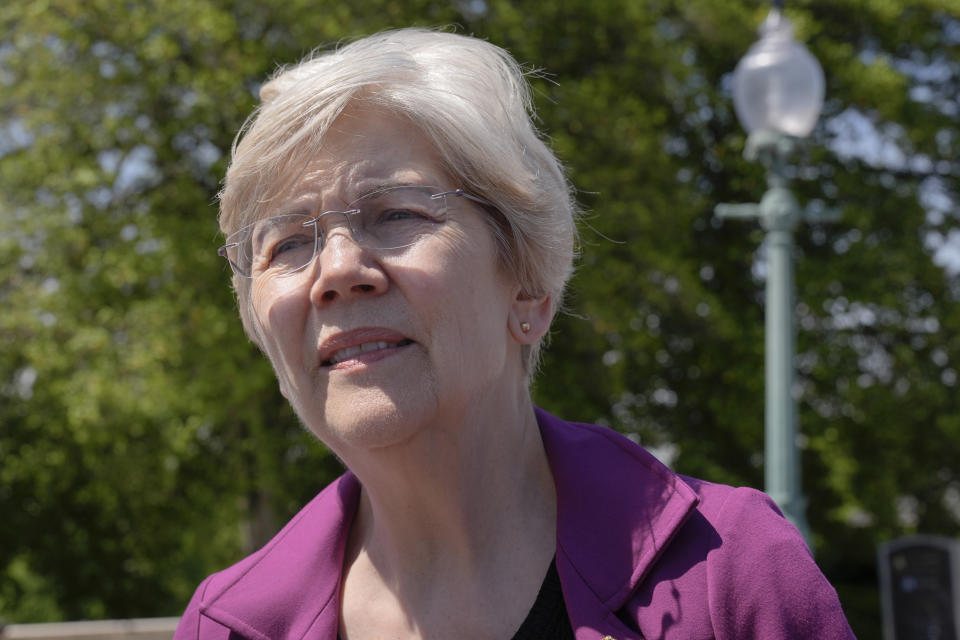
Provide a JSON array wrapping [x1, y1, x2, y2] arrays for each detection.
[[732, 10, 825, 137]]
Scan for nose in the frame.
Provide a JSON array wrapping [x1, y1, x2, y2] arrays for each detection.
[[308, 224, 388, 305]]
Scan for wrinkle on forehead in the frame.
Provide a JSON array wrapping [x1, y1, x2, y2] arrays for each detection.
[[269, 108, 453, 216], [275, 164, 442, 216]]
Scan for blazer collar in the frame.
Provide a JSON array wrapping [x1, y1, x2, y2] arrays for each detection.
[[536, 408, 699, 613], [197, 409, 698, 640], [198, 473, 360, 640]]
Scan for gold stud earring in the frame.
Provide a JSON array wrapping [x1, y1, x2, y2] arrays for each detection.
[[520, 322, 531, 333]]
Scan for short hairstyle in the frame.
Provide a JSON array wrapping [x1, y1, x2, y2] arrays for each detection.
[[219, 27, 578, 374]]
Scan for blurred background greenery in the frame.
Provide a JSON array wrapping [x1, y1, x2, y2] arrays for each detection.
[[1, 0, 958, 636]]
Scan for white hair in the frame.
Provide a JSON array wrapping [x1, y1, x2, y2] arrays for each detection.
[[219, 28, 578, 373]]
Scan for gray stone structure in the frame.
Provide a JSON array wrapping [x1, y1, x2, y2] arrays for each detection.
[[879, 535, 960, 640], [0, 617, 179, 640]]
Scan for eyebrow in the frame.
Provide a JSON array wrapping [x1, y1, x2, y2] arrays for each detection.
[[250, 219, 277, 249], [249, 215, 311, 248], [349, 181, 425, 200], [277, 181, 430, 216]]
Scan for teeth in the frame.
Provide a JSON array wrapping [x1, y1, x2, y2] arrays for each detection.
[[328, 340, 403, 365], [361, 341, 388, 353]]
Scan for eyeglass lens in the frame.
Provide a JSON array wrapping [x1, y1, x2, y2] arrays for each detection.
[[225, 186, 451, 278]]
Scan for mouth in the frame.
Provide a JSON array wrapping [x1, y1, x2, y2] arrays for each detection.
[[321, 338, 415, 367]]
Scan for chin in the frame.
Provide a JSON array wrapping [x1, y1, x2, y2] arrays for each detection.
[[300, 383, 441, 452]]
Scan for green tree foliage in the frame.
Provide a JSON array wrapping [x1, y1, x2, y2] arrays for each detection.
[[2, 1, 958, 636]]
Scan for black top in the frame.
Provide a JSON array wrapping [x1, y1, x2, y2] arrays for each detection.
[[337, 558, 575, 640], [510, 558, 575, 640]]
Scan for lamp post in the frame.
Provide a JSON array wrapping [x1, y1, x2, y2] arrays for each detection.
[[715, 6, 832, 549]]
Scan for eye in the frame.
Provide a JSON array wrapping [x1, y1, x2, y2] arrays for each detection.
[[376, 207, 438, 224], [382, 208, 416, 221], [270, 234, 313, 258]]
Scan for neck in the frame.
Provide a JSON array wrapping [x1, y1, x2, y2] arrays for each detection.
[[340, 391, 557, 594]]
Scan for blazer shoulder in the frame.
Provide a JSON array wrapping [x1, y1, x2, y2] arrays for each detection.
[[174, 471, 358, 639], [698, 484, 855, 639]]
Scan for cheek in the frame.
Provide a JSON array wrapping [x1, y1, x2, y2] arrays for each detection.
[[425, 247, 513, 367], [250, 284, 311, 367]]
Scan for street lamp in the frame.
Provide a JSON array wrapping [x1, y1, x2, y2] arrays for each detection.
[[715, 5, 833, 549], [731, 8, 824, 138]]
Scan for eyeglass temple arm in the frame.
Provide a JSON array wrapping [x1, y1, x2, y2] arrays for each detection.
[[434, 188, 496, 209]]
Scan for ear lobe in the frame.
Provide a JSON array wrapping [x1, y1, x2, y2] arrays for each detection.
[[509, 293, 552, 344]]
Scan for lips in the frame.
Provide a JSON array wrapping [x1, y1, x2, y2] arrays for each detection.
[[318, 328, 415, 368]]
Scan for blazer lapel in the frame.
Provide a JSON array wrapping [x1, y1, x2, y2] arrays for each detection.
[[199, 473, 361, 640], [536, 409, 699, 640]]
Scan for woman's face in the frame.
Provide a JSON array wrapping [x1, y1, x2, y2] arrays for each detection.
[[247, 109, 527, 451]]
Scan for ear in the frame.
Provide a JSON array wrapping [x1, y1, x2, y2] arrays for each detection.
[[508, 291, 553, 344]]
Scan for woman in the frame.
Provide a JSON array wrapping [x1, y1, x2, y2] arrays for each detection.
[[176, 28, 854, 640]]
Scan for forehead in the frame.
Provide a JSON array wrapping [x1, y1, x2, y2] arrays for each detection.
[[270, 108, 451, 215]]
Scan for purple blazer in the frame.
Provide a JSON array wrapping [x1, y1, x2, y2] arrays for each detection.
[[175, 409, 855, 639]]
